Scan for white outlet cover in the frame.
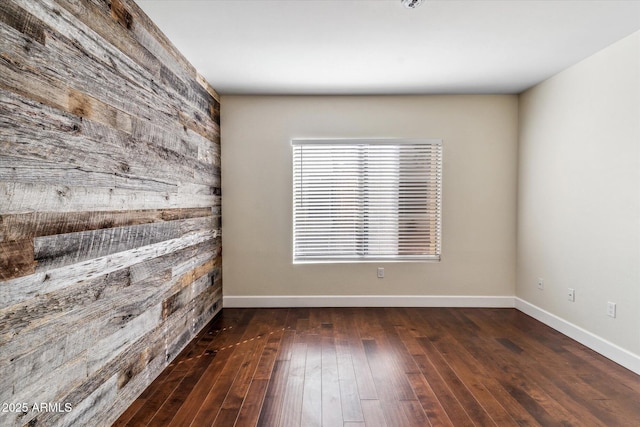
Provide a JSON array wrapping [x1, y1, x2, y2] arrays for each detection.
[[607, 302, 616, 318]]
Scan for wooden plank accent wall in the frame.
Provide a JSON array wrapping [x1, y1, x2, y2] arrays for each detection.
[[0, 1, 222, 426]]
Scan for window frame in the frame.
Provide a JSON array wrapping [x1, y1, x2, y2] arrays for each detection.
[[292, 138, 442, 264]]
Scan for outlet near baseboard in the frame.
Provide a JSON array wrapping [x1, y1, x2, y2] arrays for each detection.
[[607, 302, 616, 318]]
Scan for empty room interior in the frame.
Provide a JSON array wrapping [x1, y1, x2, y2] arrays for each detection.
[[1, 0, 639, 426]]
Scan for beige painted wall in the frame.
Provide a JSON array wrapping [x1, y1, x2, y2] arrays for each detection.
[[221, 95, 518, 298], [517, 31, 640, 354]]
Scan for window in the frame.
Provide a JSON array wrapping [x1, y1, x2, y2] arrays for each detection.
[[292, 139, 442, 262]]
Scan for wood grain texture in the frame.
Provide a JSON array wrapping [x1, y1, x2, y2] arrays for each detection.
[[0, 207, 213, 241], [117, 308, 640, 427], [0, 239, 35, 280], [0, 0, 221, 425], [0, 0, 49, 44]]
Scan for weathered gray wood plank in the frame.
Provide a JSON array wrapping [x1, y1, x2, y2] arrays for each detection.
[[33, 216, 213, 271], [0, 228, 216, 308], [0, 0, 49, 44], [58, 374, 118, 427], [0, 88, 219, 188], [87, 303, 163, 375], [162, 258, 216, 320], [58, 0, 161, 78], [0, 238, 35, 280], [0, 268, 134, 347], [0, 207, 212, 241], [0, 353, 88, 427], [0, 157, 177, 193], [0, 182, 219, 215]]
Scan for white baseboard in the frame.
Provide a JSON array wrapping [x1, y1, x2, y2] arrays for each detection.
[[515, 298, 640, 376], [223, 294, 515, 308]]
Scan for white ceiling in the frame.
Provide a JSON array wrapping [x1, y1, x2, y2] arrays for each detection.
[[136, 0, 640, 95]]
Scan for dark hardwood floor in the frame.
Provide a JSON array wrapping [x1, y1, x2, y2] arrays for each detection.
[[114, 308, 640, 426]]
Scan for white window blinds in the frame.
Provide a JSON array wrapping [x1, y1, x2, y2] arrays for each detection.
[[292, 139, 442, 262]]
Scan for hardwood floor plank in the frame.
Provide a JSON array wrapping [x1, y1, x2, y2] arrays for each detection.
[[564, 343, 640, 395], [234, 379, 269, 427], [343, 308, 378, 401], [278, 341, 307, 427], [362, 338, 413, 427], [256, 359, 290, 427], [411, 352, 475, 427], [370, 309, 418, 402], [257, 312, 297, 427], [332, 311, 365, 424], [114, 308, 640, 427], [401, 399, 431, 427], [301, 337, 323, 427], [404, 372, 454, 427], [253, 331, 286, 381], [321, 334, 343, 427], [111, 398, 145, 427], [212, 312, 284, 425], [192, 343, 254, 425], [210, 311, 277, 426], [149, 362, 225, 426], [360, 399, 388, 427], [381, 308, 422, 374]]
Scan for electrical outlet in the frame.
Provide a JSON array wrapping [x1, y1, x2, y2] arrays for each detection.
[[607, 302, 616, 318], [377, 267, 384, 279], [537, 278, 544, 290], [567, 288, 575, 302]]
